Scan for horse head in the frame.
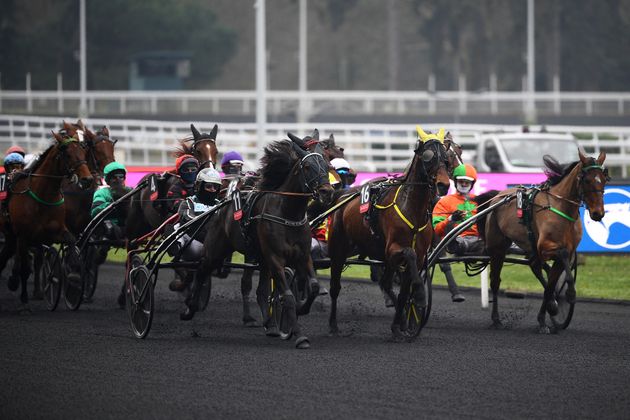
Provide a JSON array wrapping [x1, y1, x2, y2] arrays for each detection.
[[51, 129, 93, 189], [287, 132, 334, 206], [578, 149, 609, 221], [183, 123, 219, 169], [434, 131, 463, 196], [320, 133, 345, 161], [85, 126, 117, 175], [415, 126, 449, 186]]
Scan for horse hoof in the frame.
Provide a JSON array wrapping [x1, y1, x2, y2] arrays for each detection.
[[538, 325, 551, 334], [490, 321, 505, 330], [243, 317, 258, 328], [116, 293, 126, 309], [17, 305, 32, 315], [265, 326, 280, 337], [329, 325, 340, 336], [31, 291, 44, 301], [180, 307, 196, 321], [83, 296, 93, 304], [295, 336, 310, 349]]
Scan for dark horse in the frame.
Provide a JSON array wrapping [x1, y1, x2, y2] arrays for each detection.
[[327, 128, 450, 339], [190, 136, 334, 349], [0, 130, 93, 308], [476, 149, 608, 333]]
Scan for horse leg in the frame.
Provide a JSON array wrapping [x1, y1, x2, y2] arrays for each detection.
[[391, 248, 420, 340], [241, 264, 257, 326], [268, 261, 309, 349], [489, 251, 506, 329], [1, 234, 18, 291], [295, 259, 320, 316], [256, 266, 278, 336], [31, 246, 44, 300], [378, 265, 396, 308], [328, 246, 348, 336], [544, 256, 567, 334], [16, 240, 31, 311]]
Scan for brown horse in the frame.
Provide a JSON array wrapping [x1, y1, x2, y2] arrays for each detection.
[[327, 128, 450, 340], [476, 149, 608, 333], [191, 136, 334, 349], [0, 130, 92, 308]]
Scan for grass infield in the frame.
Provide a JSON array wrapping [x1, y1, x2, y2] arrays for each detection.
[[109, 251, 630, 301]]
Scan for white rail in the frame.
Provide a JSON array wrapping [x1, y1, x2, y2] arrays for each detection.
[[0, 115, 628, 176], [1, 90, 629, 118]]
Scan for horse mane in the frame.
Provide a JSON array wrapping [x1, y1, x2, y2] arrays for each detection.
[[259, 140, 298, 190], [544, 155, 580, 186], [174, 136, 194, 158], [25, 141, 56, 174]]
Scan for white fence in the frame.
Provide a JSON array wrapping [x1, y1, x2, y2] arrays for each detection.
[[1, 114, 629, 176], [1, 90, 630, 118]]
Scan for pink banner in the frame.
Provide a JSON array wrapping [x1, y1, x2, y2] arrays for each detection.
[[125, 167, 546, 194]]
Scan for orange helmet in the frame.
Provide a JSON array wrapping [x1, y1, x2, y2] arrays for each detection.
[[453, 164, 477, 182], [5, 145, 25, 157]]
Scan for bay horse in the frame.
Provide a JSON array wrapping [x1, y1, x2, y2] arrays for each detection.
[[327, 128, 450, 340], [190, 136, 334, 349], [476, 149, 608, 333], [0, 130, 93, 308], [29, 120, 117, 299], [125, 123, 219, 242]]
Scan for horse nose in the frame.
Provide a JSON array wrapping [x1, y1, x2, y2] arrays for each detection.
[[437, 183, 449, 197], [590, 210, 604, 221], [79, 176, 94, 190], [318, 185, 334, 205]]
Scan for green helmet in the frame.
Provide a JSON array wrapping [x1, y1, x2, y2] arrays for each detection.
[[103, 161, 126, 178]]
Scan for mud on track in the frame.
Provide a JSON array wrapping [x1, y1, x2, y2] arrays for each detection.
[[1, 263, 629, 419]]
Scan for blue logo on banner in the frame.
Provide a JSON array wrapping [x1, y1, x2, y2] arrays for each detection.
[[579, 186, 630, 253]]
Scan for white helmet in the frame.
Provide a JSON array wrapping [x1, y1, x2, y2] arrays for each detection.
[[196, 167, 222, 186], [330, 158, 350, 171]]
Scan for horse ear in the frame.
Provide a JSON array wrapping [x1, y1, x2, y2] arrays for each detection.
[[436, 128, 446, 143], [311, 129, 319, 140], [209, 124, 218, 139], [328, 133, 335, 145], [287, 132, 304, 147], [597, 151, 606, 165], [101, 126, 109, 136], [291, 141, 308, 157], [416, 125, 429, 142], [190, 124, 201, 140], [76, 119, 85, 130], [51, 130, 62, 142], [578, 147, 588, 163]]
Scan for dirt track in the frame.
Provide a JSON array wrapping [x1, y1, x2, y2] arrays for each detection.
[[1, 263, 629, 419]]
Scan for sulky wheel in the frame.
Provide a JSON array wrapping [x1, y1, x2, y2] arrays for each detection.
[[63, 246, 84, 311], [420, 263, 435, 328], [126, 265, 154, 339], [81, 247, 99, 301], [554, 252, 577, 330], [42, 246, 62, 311]]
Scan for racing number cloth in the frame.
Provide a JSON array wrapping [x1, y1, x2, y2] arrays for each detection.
[[432, 194, 478, 238]]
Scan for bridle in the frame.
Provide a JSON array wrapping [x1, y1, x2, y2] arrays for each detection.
[[86, 133, 117, 178], [296, 151, 329, 199], [191, 137, 217, 169]]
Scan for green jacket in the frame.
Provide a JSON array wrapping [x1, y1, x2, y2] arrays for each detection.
[[91, 186, 131, 225]]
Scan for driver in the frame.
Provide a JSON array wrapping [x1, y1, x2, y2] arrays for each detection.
[[167, 154, 200, 213], [91, 161, 132, 240], [171, 168, 223, 320]]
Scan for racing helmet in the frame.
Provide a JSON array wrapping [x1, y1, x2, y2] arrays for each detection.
[[5, 145, 26, 157], [196, 167, 222, 186], [453, 164, 477, 182], [4, 152, 25, 166], [330, 158, 350, 173], [175, 154, 199, 173]]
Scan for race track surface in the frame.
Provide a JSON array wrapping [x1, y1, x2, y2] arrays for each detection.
[[1, 264, 629, 419]]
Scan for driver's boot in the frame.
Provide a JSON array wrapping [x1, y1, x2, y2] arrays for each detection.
[[440, 262, 465, 302]]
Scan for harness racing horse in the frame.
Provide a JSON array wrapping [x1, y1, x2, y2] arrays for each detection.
[[191, 136, 334, 349], [476, 149, 608, 333], [126, 123, 219, 243], [29, 121, 117, 299], [327, 128, 450, 340], [0, 130, 93, 309]]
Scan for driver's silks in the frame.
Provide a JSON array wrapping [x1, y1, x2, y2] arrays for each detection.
[[516, 190, 523, 218]]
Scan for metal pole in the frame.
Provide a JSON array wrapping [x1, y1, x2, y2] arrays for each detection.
[[255, 0, 267, 149], [526, 0, 536, 122], [298, 0, 308, 123], [79, 0, 87, 117]]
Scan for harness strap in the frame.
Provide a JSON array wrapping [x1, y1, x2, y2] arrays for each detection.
[[374, 185, 429, 248], [27, 190, 64, 206], [549, 206, 577, 222], [251, 213, 308, 227]]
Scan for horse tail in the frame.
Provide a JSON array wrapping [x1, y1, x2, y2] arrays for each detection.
[[473, 190, 500, 240]]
